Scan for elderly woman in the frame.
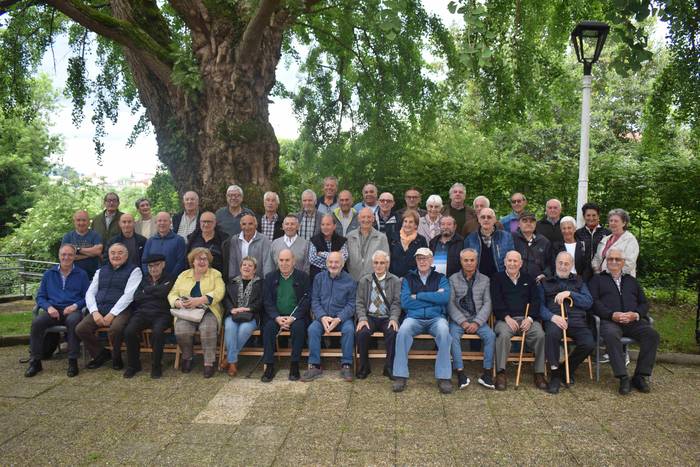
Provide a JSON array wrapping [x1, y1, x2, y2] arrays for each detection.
[[169, 247, 225, 378], [554, 216, 590, 280], [418, 195, 444, 242], [592, 208, 639, 277], [221, 256, 263, 377], [389, 209, 428, 277]]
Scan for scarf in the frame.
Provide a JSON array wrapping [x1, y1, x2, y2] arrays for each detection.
[[399, 228, 417, 251], [234, 275, 260, 307]]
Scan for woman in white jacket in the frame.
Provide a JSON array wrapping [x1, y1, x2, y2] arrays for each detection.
[[592, 208, 639, 277]]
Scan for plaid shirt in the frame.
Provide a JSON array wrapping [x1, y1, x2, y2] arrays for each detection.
[[299, 212, 317, 240], [260, 213, 278, 242]]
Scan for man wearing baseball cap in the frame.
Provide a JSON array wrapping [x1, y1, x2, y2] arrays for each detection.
[[392, 247, 453, 394]]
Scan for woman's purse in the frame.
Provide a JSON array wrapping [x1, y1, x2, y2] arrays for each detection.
[[231, 311, 254, 323], [170, 305, 206, 323]]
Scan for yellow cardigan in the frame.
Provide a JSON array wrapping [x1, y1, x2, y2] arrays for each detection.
[[168, 267, 226, 323]]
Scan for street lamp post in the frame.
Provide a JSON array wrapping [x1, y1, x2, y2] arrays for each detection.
[[571, 21, 609, 228]]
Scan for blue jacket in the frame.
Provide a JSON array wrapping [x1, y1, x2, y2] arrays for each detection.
[[538, 274, 593, 327], [464, 229, 514, 274], [142, 231, 187, 276], [36, 265, 89, 311], [401, 268, 450, 320], [311, 270, 356, 322], [499, 211, 519, 232]]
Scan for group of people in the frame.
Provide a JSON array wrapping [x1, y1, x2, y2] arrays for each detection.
[[25, 179, 659, 396]]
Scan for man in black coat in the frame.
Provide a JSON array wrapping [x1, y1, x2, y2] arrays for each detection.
[[589, 248, 659, 395], [103, 214, 147, 266], [122, 254, 174, 379], [429, 216, 464, 278]]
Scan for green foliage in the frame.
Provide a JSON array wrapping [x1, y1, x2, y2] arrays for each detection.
[[145, 166, 181, 214]]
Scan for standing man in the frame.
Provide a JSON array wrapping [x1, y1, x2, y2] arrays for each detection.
[[187, 211, 227, 273], [257, 191, 284, 241], [301, 252, 357, 382], [297, 189, 323, 241], [222, 213, 274, 280], [142, 212, 187, 277], [134, 198, 157, 239], [216, 185, 255, 237], [172, 191, 201, 242], [345, 208, 390, 281], [511, 211, 552, 283], [429, 216, 463, 277], [464, 208, 514, 278], [308, 214, 349, 281], [396, 188, 427, 217], [91, 192, 123, 245], [353, 183, 379, 213], [500, 192, 528, 233], [536, 199, 564, 245], [442, 182, 477, 236], [316, 176, 339, 215], [392, 248, 453, 394], [375, 192, 401, 239], [25, 244, 89, 378], [76, 243, 142, 370], [62, 210, 103, 279], [333, 190, 359, 237], [575, 202, 610, 275], [103, 213, 147, 267], [271, 215, 310, 273]]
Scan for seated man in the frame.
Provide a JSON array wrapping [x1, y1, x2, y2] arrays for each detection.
[[261, 249, 311, 382], [392, 248, 453, 394], [122, 254, 174, 379], [539, 251, 595, 394], [355, 250, 401, 379], [589, 248, 659, 395], [76, 243, 142, 370], [448, 248, 496, 390], [491, 250, 546, 391], [301, 251, 356, 382], [25, 244, 90, 378]]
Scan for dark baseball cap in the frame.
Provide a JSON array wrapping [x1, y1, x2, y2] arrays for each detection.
[[144, 254, 166, 264]]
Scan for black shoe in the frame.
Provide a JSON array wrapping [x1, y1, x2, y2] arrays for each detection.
[[67, 359, 79, 378], [203, 365, 215, 378], [457, 371, 470, 389], [478, 372, 495, 389], [261, 364, 276, 383], [112, 358, 124, 371], [631, 374, 651, 393], [356, 365, 370, 380], [86, 349, 111, 369], [24, 359, 42, 377], [392, 377, 407, 392], [288, 362, 300, 381], [383, 365, 395, 380], [150, 366, 162, 379], [123, 367, 140, 379], [619, 376, 631, 395], [547, 369, 561, 394], [437, 379, 453, 394], [181, 359, 192, 373]]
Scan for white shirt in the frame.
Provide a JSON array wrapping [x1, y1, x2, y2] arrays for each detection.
[[85, 267, 142, 316], [239, 232, 255, 258], [177, 212, 198, 241], [565, 242, 577, 274], [284, 234, 298, 248]]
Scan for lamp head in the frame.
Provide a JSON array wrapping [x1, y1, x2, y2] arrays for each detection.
[[571, 21, 609, 74]]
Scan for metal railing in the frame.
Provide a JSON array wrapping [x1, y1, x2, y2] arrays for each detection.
[[0, 254, 57, 299]]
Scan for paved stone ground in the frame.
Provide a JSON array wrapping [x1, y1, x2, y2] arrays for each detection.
[[1, 345, 698, 466]]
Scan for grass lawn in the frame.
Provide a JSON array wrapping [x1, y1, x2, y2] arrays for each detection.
[[0, 311, 32, 336]]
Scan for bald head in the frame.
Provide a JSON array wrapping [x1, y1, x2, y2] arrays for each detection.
[[156, 212, 172, 235], [73, 210, 90, 234], [119, 213, 135, 237]]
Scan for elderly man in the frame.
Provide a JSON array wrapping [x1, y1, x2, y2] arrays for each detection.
[[429, 216, 463, 277], [172, 191, 201, 242], [308, 213, 349, 281], [491, 250, 546, 391], [346, 208, 390, 281], [142, 212, 187, 276], [539, 251, 595, 394], [76, 243, 143, 370], [442, 182, 477, 236], [297, 189, 323, 240], [25, 244, 90, 378], [301, 251, 357, 382], [103, 213, 147, 267], [448, 249, 496, 390], [316, 176, 339, 215], [91, 192, 123, 245], [396, 188, 427, 217], [216, 185, 255, 237], [353, 183, 379, 213], [271, 215, 310, 273], [62, 210, 103, 279], [464, 207, 514, 278], [536, 199, 564, 245], [575, 202, 611, 274], [355, 250, 401, 379], [333, 190, 359, 236], [500, 192, 528, 233], [589, 249, 659, 395], [187, 211, 227, 273], [257, 191, 284, 241], [122, 254, 174, 379], [375, 192, 400, 239], [222, 213, 274, 280], [134, 197, 157, 239], [261, 249, 311, 382], [392, 248, 453, 394], [512, 211, 552, 283]]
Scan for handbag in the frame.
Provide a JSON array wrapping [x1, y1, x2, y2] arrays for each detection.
[[231, 311, 254, 323], [170, 307, 206, 323]]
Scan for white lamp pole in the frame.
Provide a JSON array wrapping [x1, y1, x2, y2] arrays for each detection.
[[576, 74, 592, 228]]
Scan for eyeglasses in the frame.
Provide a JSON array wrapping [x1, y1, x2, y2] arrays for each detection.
[[511, 199, 524, 204], [379, 199, 393, 203], [479, 215, 494, 220], [201, 220, 215, 224], [606, 257, 624, 262]]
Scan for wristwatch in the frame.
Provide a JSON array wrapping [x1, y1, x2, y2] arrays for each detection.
[[76, 247, 82, 255]]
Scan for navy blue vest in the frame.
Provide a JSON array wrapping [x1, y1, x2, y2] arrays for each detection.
[[95, 262, 138, 315]]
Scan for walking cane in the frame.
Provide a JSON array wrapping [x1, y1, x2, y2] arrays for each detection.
[[515, 303, 530, 389], [561, 296, 574, 385], [245, 293, 308, 378]]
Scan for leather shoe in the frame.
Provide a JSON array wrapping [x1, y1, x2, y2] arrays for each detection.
[[112, 358, 124, 371], [495, 371, 507, 391], [383, 365, 395, 380], [288, 362, 300, 381], [67, 359, 79, 378], [619, 376, 631, 395], [356, 366, 370, 380], [181, 359, 192, 373], [203, 365, 215, 378], [123, 367, 140, 378], [261, 364, 276, 383], [227, 362, 238, 377], [534, 373, 548, 390], [150, 366, 162, 379], [547, 369, 561, 394], [631, 374, 651, 393], [86, 349, 111, 369], [25, 360, 42, 378], [219, 361, 229, 372]]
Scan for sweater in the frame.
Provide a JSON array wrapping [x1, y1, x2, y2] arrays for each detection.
[[36, 265, 90, 311], [222, 231, 275, 280], [447, 271, 492, 326], [168, 267, 226, 322], [311, 270, 357, 322], [270, 235, 310, 273], [588, 272, 649, 321], [263, 269, 311, 322], [345, 228, 390, 281], [355, 272, 402, 322], [142, 231, 187, 277], [401, 268, 450, 320], [536, 217, 563, 245], [86, 263, 142, 316], [490, 271, 540, 321]]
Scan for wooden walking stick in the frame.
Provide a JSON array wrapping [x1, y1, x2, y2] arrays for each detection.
[[561, 296, 574, 385], [515, 303, 530, 389]]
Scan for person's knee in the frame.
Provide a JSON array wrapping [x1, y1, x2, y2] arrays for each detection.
[[647, 328, 660, 345], [308, 321, 322, 337]]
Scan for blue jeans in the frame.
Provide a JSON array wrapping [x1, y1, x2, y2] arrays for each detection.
[[449, 321, 495, 371], [393, 317, 451, 380], [224, 316, 258, 364], [307, 318, 355, 365]]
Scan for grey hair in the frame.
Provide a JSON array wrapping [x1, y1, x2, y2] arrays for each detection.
[[241, 255, 258, 268], [449, 183, 466, 195], [263, 191, 280, 204], [371, 250, 390, 262], [426, 194, 443, 207], [301, 189, 317, 203], [60, 243, 78, 254], [608, 208, 630, 229], [473, 195, 490, 208], [278, 248, 296, 261], [555, 251, 574, 263], [226, 184, 243, 195], [320, 213, 336, 223], [459, 248, 478, 258], [560, 215, 576, 227]]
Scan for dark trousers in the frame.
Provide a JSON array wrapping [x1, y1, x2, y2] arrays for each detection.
[[75, 311, 131, 361], [263, 318, 307, 364], [600, 319, 659, 377], [355, 316, 397, 371], [30, 309, 83, 360], [124, 312, 172, 370], [544, 321, 595, 372]]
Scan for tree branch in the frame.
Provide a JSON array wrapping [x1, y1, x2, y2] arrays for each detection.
[[236, 0, 280, 63], [0, 0, 27, 15], [168, 0, 208, 36]]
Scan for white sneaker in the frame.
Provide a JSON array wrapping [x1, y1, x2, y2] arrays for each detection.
[[600, 353, 610, 364]]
